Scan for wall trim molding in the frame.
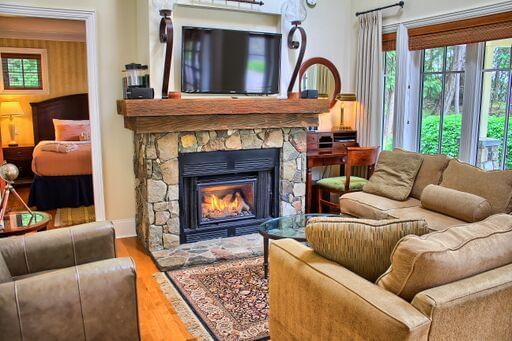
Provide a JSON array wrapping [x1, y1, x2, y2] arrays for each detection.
[[112, 218, 137, 239], [0, 3, 106, 221], [383, 1, 512, 33]]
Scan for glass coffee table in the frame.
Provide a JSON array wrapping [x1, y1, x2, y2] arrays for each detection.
[[0, 211, 52, 237], [259, 213, 339, 278]]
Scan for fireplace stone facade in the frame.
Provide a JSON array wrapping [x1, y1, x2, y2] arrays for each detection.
[[134, 128, 307, 252]]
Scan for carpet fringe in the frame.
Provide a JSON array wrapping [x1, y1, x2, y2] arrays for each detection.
[[153, 272, 213, 341]]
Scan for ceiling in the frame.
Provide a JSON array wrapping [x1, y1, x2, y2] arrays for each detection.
[[0, 16, 86, 42]]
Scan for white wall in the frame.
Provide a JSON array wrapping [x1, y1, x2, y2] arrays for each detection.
[[351, 0, 506, 26]]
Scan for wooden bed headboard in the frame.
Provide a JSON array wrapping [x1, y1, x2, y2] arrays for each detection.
[[30, 93, 89, 144]]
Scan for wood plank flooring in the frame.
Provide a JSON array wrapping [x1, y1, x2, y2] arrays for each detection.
[[116, 237, 195, 341]]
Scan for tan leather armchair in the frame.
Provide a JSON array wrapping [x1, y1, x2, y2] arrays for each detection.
[[0, 221, 140, 341], [269, 239, 512, 340]]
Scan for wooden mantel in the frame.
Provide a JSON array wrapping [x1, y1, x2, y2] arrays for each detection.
[[117, 98, 329, 133]]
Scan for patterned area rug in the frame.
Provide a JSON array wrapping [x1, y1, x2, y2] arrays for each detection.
[[54, 206, 95, 227], [159, 257, 269, 341]]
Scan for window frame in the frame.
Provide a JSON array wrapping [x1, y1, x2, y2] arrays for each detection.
[[0, 47, 48, 95]]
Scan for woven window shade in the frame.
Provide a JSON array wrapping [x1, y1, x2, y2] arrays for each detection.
[[409, 11, 512, 50], [382, 32, 396, 51]]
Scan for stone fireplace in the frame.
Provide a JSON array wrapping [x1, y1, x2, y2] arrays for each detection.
[[134, 128, 307, 252]]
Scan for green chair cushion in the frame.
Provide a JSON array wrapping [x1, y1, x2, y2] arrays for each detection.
[[317, 176, 368, 192]]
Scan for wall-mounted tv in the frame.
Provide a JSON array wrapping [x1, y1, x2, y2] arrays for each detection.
[[181, 27, 281, 95]]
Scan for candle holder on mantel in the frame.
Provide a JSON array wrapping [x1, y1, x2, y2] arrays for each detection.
[[282, 0, 308, 99]]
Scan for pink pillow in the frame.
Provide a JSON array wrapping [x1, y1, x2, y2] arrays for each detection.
[[53, 119, 90, 141]]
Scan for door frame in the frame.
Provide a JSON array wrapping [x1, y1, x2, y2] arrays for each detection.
[[0, 3, 106, 221]]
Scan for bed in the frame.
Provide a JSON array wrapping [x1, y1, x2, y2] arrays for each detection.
[[28, 93, 94, 210]]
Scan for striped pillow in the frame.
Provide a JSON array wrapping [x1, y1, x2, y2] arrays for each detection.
[[305, 217, 429, 282]]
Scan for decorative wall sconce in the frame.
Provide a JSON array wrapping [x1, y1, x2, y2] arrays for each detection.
[[159, 9, 173, 99], [282, 0, 307, 95]]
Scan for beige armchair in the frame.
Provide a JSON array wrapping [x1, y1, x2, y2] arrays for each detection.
[[0, 221, 140, 341], [269, 239, 512, 340]]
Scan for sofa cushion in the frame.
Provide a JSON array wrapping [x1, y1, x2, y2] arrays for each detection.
[[376, 214, 512, 301], [440, 159, 512, 214], [363, 151, 423, 201], [0, 255, 11, 283], [306, 217, 429, 282], [421, 184, 492, 222], [394, 149, 450, 199], [388, 206, 465, 231], [340, 191, 420, 220]]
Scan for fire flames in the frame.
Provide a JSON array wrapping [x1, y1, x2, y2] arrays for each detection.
[[202, 191, 251, 220]]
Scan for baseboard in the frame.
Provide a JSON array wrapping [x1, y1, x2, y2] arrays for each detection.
[[112, 218, 137, 239]]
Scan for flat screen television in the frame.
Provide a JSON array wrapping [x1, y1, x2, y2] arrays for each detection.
[[181, 27, 282, 95]]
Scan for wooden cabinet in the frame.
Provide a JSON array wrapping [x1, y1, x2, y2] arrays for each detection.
[[3, 145, 34, 185]]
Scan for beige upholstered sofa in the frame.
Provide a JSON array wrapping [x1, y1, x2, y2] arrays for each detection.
[[269, 151, 512, 340], [340, 150, 512, 230], [0, 222, 140, 341], [269, 214, 512, 340]]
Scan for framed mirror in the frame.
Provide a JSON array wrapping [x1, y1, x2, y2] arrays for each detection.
[[299, 57, 341, 108]]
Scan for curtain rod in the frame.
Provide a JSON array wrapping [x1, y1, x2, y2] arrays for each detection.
[[355, 1, 404, 17]]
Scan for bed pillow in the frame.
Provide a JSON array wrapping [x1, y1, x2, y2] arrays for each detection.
[[363, 150, 423, 201], [53, 119, 90, 141], [305, 217, 429, 282]]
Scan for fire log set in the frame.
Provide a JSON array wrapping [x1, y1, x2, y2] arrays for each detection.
[[202, 191, 252, 220]]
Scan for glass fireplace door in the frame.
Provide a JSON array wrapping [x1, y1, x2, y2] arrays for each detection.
[[198, 178, 257, 224]]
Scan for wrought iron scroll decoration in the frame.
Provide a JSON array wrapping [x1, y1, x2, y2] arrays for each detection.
[[226, 0, 264, 5], [159, 9, 173, 99], [287, 22, 307, 94]]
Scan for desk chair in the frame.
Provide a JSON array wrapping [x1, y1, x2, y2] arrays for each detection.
[[316, 146, 379, 213]]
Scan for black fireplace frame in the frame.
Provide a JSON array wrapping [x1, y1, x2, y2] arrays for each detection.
[[179, 148, 280, 243]]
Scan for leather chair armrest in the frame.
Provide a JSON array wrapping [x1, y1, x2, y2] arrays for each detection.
[[0, 221, 116, 277], [0, 257, 139, 341], [269, 239, 431, 341]]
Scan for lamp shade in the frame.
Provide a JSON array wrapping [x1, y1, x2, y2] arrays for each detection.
[[336, 93, 357, 102], [282, 0, 307, 23], [0, 102, 24, 117]]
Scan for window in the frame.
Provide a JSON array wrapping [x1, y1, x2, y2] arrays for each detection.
[[0, 48, 47, 94], [477, 38, 512, 170], [419, 45, 466, 157], [1, 53, 42, 90], [382, 51, 396, 151]]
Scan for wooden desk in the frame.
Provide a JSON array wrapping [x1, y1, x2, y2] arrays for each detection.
[[306, 130, 358, 212]]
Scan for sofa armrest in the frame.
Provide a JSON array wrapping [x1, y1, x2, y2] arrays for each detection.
[[0, 221, 116, 277], [269, 239, 431, 341], [0, 257, 139, 341], [412, 263, 512, 341]]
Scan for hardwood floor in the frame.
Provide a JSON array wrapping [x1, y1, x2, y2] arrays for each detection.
[[116, 237, 195, 341]]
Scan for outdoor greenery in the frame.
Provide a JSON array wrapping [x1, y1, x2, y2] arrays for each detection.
[[5, 57, 41, 88]]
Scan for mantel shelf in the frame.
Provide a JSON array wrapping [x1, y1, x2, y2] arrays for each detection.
[[117, 98, 329, 133]]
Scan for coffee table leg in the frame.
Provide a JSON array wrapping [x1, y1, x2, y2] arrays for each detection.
[[263, 236, 269, 279]]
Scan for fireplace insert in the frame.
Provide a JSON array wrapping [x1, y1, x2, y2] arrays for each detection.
[[179, 148, 279, 243]]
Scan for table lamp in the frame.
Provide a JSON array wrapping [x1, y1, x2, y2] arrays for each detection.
[[336, 93, 357, 130], [0, 101, 24, 146]]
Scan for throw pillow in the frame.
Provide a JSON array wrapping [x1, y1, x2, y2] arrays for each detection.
[[440, 159, 512, 214], [376, 214, 512, 301], [53, 119, 91, 141], [394, 148, 450, 199], [363, 150, 423, 201], [421, 184, 492, 222], [305, 217, 429, 282]]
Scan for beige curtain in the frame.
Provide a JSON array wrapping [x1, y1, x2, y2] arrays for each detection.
[[355, 12, 383, 147]]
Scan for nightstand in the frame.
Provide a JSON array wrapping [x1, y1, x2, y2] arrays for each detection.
[[3, 145, 35, 185]]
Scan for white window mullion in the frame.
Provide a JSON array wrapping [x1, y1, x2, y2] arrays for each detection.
[[459, 43, 484, 164]]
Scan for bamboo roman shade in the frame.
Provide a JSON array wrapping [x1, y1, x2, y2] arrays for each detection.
[[382, 32, 396, 51], [408, 11, 512, 50]]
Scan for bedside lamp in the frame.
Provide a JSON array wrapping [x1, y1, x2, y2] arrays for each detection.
[[336, 93, 357, 130], [0, 101, 24, 147]]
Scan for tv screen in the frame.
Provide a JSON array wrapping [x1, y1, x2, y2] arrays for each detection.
[[181, 27, 281, 95]]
